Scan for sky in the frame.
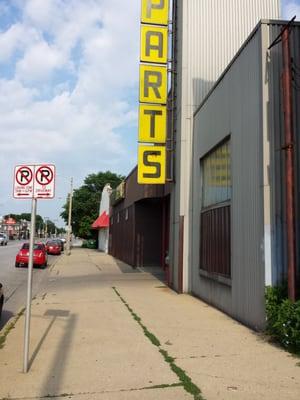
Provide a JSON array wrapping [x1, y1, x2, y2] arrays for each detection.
[[0, 0, 299, 227]]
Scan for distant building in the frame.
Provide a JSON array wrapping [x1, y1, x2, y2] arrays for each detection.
[[92, 184, 112, 253], [0, 217, 29, 239]]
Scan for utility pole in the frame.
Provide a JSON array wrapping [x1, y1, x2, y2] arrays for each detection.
[[66, 177, 73, 256], [44, 218, 48, 238]]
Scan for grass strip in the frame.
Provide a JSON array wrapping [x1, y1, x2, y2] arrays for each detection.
[[112, 287, 204, 400], [0, 308, 25, 349]]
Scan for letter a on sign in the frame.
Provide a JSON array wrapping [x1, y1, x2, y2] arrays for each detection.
[[140, 25, 168, 64], [141, 0, 169, 26], [138, 145, 166, 184]]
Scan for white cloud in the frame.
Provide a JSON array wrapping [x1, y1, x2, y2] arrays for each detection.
[[0, 0, 139, 221], [16, 41, 67, 82], [0, 79, 38, 111], [0, 23, 40, 63]]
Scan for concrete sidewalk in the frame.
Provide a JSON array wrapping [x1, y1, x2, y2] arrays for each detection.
[[0, 249, 299, 400]]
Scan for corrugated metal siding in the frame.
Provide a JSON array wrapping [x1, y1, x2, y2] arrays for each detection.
[[171, 0, 279, 292], [192, 27, 265, 329], [186, 0, 280, 107], [267, 23, 300, 287]]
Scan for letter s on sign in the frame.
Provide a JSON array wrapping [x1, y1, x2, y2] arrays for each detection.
[[138, 145, 166, 184], [143, 151, 161, 178]]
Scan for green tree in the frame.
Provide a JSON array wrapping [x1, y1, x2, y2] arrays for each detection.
[[4, 213, 44, 228], [60, 171, 124, 239]]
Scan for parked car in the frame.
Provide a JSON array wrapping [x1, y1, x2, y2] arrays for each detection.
[[53, 238, 64, 251], [15, 243, 48, 268], [45, 240, 62, 255], [0, 283, 3, 320], [0, 233, 8, 246]]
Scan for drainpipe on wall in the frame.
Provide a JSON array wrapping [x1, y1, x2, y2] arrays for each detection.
[[281, 28, 297, 302]]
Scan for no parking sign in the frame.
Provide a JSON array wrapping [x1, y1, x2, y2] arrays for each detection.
[[13, 163, 56, 373], [13, 164, 55, 199], [34, 165, 55, 199], [14, 165, 35, 198]]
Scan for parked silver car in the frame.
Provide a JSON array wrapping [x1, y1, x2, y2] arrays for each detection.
[[0, 233, 8, 246], [0, 283, 3, 320]]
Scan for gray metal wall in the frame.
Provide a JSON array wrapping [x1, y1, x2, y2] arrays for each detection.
[[192, 26, 266, 329], [266, 22, 300, 287], [170, 0, 280, 293], [191, 20, 300, 329]]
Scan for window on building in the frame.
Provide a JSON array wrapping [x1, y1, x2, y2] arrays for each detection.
[[200, 139, 231, 278]]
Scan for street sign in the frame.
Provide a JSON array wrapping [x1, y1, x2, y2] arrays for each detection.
[[13, 163, 56, 373], [138, 145, 166, 184], [34, 164, 55, 199], [13, 165, 34, 198], [13, 164, 55, 199]]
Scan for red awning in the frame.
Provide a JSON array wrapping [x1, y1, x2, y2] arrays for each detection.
[[92, 211, 109, 229]]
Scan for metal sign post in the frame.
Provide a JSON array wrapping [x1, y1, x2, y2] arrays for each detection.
[[13, 163, 56, 373], [23, 197, 37, 373], [66, 177, 73, 256]]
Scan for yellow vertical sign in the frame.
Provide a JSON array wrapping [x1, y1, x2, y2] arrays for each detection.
[[140, 25, 168, 64], [141, 0, 169, 25], [139, 64, 167, 104], [138, 145, 166, 184], [138, 0, 169, 185], [139, 104, 167, 143]]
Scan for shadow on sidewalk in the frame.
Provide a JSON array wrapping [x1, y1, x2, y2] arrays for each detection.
[[41, 311, 77, 397], [26, 308, 77, 397], [29, 309, 70, 370], [114, 259, 167, 285]]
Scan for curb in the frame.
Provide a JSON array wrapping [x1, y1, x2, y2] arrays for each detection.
[[0, 306, 25, 348]]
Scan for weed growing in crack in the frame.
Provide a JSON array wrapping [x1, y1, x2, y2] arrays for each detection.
[[112, 287, 204, 400]]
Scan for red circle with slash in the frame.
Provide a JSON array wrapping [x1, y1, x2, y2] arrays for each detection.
[[16, 166, 33, 186], [35, 166, 54, 185]]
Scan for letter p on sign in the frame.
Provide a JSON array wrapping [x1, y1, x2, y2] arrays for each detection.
[[141, 0, 169, 26]]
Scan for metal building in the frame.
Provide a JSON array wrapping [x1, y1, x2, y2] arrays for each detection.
[[170, 0, 280, 294], [191, 20, 300, 329]]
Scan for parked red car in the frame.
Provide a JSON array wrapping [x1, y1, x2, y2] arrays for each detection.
[[15, 243, 48, 268], [45, 240, 62, 255]]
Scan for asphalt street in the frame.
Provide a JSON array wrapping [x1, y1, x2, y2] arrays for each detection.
[[0, 240, 59, 329]]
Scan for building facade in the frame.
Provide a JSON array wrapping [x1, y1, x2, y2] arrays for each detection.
[[92, 184, 112, 253], [170, 0, 280, 293], [191, 20, 300, 329], [109, 167, 170, 278]]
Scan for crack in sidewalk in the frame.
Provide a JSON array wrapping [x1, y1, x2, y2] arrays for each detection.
[[112, 286, 205, 400], [0, 382, 184, 400]]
